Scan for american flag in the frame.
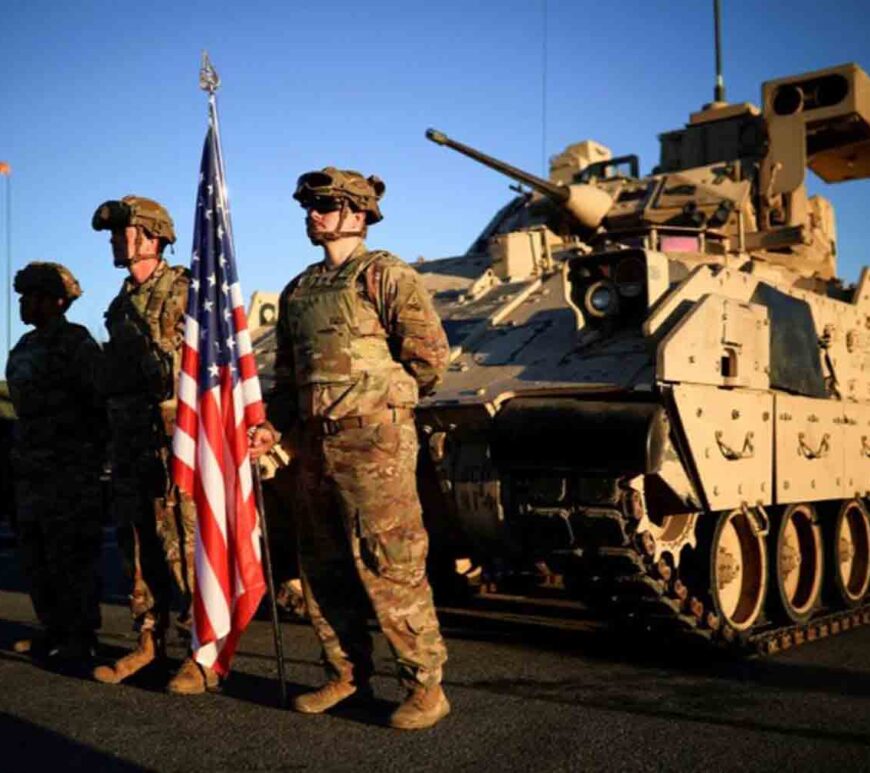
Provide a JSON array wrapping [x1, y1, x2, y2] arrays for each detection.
[[172, 113, 266, 676]]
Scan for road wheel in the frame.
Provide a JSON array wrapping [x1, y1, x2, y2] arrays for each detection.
[[830, 500, 870, 607], [770, 504, 823, 623], [709, 508, 768, 632]]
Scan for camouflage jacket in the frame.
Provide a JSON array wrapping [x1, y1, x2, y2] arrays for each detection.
[[5, 316, 105, 468], [268, 244, 449, 430], [103, 260, 189, 441]]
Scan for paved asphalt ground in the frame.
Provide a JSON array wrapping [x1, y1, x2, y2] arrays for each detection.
[[1, 535, 870, 772]]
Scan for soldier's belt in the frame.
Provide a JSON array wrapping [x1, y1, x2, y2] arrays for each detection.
[[310, 408, 414, 436]]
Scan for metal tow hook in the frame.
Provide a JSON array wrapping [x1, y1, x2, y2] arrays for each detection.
[[798, 432, 830, 459], [741, 502, 769, 538], [715, 430, 754, 460]]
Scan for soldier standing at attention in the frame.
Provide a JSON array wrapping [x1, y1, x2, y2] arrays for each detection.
[[6, 262, 105, 667], [250, 168, 451, 730], [90, 196, 217, 694]]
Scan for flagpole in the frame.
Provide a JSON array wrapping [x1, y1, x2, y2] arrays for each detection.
[[199, 51, 287, 707], [251, 460, 288, 708]]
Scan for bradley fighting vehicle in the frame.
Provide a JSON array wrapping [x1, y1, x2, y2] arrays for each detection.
[[251, 61, 870, 652]]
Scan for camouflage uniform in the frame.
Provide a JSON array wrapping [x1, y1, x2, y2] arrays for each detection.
[[103, 259, 196, 633], [269, 243, 450, 689], [5, 264, 105, 649]]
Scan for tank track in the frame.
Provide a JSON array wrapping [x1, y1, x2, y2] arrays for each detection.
[[570, 477, 870, 653]]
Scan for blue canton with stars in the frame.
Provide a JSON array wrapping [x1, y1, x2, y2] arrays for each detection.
[[189, 124, 243, 390]]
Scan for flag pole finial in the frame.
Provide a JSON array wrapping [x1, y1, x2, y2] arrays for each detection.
[[199, 50, 220, 95]]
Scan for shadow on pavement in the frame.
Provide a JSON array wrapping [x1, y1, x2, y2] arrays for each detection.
[[458, 672, 870, 747], [0, 711, 150, 771], [439, 611, 870, 700]]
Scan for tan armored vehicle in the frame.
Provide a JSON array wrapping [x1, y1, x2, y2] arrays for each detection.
[[408, 62, 870, 652], [251, 62, 870, 651]]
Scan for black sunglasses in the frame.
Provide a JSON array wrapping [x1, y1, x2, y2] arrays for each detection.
[[306, 196, 342, 215]]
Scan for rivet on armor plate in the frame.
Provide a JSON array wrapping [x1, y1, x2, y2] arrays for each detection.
[[696, 408, 703, 417], [731, 410, 740, 419]]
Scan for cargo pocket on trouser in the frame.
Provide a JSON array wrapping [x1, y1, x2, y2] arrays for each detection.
[[360, 522, 429, 586]]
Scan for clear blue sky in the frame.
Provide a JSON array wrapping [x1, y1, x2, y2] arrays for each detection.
[[1, 0, 869, 366]]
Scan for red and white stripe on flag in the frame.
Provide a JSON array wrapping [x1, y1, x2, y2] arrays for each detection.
[[172, 121, 266, 677]]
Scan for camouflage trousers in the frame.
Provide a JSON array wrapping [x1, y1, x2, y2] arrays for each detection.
[[111, 452, 196, 632], [13, 463, 102, 640], [296, 420, 447, 689]]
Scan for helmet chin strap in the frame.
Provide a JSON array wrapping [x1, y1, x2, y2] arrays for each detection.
[[306, 199, 366, 245]]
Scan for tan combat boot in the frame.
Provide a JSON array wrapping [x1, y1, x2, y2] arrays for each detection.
[[13, 630, 59, 656], [92, 629, 163, 684], [389, 685, 450, 730], [166, 657, 220, 695], [292, 680, 372, 714]]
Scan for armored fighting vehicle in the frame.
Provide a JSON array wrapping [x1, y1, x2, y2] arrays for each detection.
[[405, 61, 870, 652], [251, 61, 870, 651]]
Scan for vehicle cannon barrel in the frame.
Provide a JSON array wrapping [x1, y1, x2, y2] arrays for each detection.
[[426, 128, 611, 230], [426, 128, 570, 203]]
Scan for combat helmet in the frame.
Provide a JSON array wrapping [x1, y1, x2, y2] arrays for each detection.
[[91, 195, 177, 245], [13, 261, 83, 307], [293, 167, 386, 225]]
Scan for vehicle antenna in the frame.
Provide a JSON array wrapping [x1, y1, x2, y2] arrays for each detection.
[[541, 0, 548, 176], [713, 0, 726, 103]]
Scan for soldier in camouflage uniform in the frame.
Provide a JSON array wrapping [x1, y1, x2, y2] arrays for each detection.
[[90, 196, 217, 694], [251, 168, 451, 730], [5, 262, 105, 665]]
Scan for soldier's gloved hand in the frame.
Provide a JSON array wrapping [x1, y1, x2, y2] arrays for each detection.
[[249, 422, 280, 460]]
